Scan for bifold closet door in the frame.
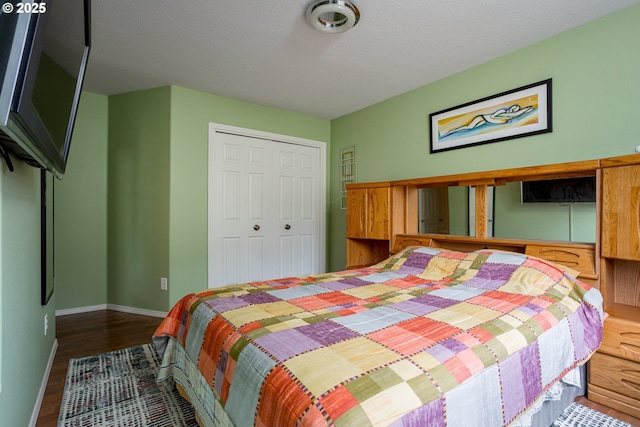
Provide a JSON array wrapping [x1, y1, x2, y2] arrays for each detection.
[[209, 131, 320, 287]]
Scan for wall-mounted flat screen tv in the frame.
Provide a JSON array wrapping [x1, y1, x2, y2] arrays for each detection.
[[521, 176, 596, 204], [0, 0, 91, 179]]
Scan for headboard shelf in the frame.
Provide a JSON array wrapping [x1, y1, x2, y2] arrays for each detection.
[[346, 155, 640, 290], [392, 159, 599, 188]]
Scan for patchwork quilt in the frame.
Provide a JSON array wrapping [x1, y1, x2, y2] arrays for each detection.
[[153, 247, 604, 427]]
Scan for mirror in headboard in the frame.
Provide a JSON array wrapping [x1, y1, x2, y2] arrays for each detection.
[[418, 186, 496, 237], [417, 186, 469, 235], [416, 175, 596, 243], [492, 180, 596, 242]]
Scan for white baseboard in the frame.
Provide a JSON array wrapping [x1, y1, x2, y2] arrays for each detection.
[[106, 304, 167, 318], [29, 339, 58, 427], [55, 304, 107, 317], [55, 304, 167, 318]]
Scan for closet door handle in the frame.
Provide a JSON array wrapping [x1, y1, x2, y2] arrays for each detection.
[[253, 225, 260, 231], [284, 224, 291, 230]]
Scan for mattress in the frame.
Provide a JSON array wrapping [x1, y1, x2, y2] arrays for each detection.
[[153, 247, 604, 426]]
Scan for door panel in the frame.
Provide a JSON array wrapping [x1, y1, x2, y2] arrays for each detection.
[[279, 175, 294, 221], [248, 236, 266, 283], [279, 235, 295, 278], [223, 238, 241, 285], [212, 133, 274, 285], [346, 188, 368, 238], [223, 171, 240, 220], [301, 177, 314, 220], [273, 142, 319, 280], [367, 187, 390, 240], [602, 166, 640, 260]]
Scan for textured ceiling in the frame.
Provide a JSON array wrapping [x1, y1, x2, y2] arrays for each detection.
[[48, 0, 640, 119]]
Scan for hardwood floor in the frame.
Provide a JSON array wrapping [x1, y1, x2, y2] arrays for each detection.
[[36, 310, 640, 426], [575, 396, 640, 426], [35, 310, 162, 426]]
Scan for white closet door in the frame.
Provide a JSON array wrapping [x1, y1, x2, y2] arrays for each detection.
[[273, 142, 320, 279], [209, 126, 324, 288], [211, 132, 275, 285]]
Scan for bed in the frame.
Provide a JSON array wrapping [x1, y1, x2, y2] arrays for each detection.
[[153, 240, 604, 427]]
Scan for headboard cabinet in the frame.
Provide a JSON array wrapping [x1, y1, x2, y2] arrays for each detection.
[[346, 158, 599, 268], [345, 182, 408, 268], [589, 156, 640, 418], [345, 153, 640, 419]]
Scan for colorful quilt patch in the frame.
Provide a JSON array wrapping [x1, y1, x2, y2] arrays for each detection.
[[254, 319, 358, 360], [333, 306, 415, 335]]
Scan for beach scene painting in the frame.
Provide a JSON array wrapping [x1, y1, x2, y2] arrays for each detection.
[[430, 79, 552, 153]]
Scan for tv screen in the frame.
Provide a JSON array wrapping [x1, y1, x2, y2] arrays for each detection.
[[521, 176, 596, 204], [0, 0, 91, 178]]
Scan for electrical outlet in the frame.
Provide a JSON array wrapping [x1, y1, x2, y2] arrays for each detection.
[[160, 277, 168, 291], [44, 313, 48, 335]]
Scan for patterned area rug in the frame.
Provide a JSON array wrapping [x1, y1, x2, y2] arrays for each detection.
[[552, 402, 635, 427], [58, 344, 633, 427], [58, 344, 198, 427]]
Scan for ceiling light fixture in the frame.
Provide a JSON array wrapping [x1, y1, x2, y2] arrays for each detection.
[[306, 0, 360, 34]]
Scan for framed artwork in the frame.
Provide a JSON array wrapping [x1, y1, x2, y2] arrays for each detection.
[[430, 79, 552, 153], [41, 170, 54, 305], [340, 145, 357, 209]]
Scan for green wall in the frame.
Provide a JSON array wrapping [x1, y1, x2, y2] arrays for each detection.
[[167, 86, 330, 305], [108, 87, 171, 311], [0, 162, 56, 426], [55, 92, 109, 310], [328, 4, 640, 270]]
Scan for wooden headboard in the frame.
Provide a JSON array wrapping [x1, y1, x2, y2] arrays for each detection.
[[343, 157, 632, 290], [392, 233, 597, 287]]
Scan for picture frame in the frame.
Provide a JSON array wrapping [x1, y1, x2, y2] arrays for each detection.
[[41, 170, 54, 305], [430, 79, 552, 153]]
